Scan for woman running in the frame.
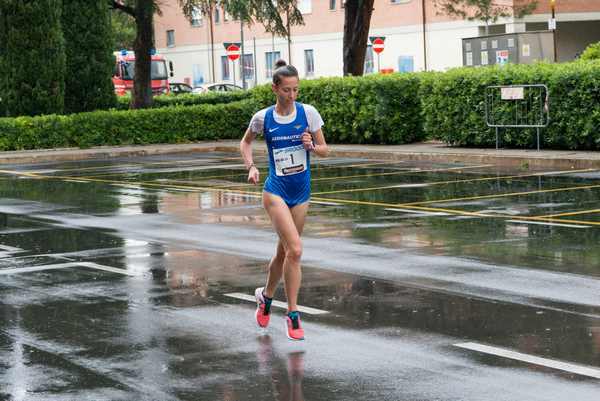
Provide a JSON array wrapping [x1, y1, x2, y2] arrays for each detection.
[[240, 60, 328, 340]]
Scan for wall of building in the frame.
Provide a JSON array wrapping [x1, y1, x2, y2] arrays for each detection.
[[153, 0, 600, 86]]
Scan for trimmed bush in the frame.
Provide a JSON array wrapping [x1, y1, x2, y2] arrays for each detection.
[[114, 90, 252, 110], [251, 73, 424, 144], [0, 99, 259, 151], [422, 61, 600, 150], [580, 42, 600, 61]]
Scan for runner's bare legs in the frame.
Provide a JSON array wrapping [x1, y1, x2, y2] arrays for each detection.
[[262, 192, 309, 312]]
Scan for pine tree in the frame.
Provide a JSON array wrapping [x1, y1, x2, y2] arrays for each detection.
[[63, 0, 116, 113], [0, 0, 65, 116]]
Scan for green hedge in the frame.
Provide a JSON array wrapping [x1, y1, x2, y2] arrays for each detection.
[[423, 61, 600, 150], [252, 74, 424, 144], [114, 90, 252, 110], [4, 62, 600, 151], [0, 99, 259, 150]]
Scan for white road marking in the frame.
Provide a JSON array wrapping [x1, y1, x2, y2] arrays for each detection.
[[454, 342, 600, 379], [224, 292, 330, 315], [507, 220, 590, 229], [311, 200, 342, 206], [0, 261, 133, 276], [385, 208, 450, 216], [0, 244, 24, 252]]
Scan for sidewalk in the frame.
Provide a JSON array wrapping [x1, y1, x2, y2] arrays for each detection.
[[1, 140, 599, 169]]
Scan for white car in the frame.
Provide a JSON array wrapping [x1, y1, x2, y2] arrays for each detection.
[[192, 83, 243, 94]]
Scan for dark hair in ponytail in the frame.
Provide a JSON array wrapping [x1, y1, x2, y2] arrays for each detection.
[[272, 59, 299, 85]]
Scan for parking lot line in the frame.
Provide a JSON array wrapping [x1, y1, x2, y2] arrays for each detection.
[[534, 208, 600, 219], [454, 342, 600, 379], [224, 292, 330, 315], [0, 262, 133, 276], [313, 168, 596, 195], [402, 182, 600, 206], [506, 220, 591, 229]]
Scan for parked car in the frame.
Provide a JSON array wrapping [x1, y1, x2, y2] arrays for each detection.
[[192, 83, 243, 94], [169, 82, 193, 95]]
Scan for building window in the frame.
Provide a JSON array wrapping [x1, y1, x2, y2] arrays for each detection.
[[298, 0, 312, 14], [191, 6, 203, 26], [221, 56, 230, 80], [166, 30, 175, 47], [329, 0, 336, 10], [390, 0, 411, 4], [214, 8, 220, 24], [240, 54, 254, 80], [304, 49, 314, 77], [364, 45, 374, 73], [265, 51, 281, 77]]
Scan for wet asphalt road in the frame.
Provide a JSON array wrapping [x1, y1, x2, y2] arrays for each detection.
[[0, 152, 599, 401]]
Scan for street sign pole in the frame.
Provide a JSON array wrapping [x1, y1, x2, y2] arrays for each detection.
[[232, 59, 236, 88], [370, 36, 385, 73], [224, 42, 241, 87]]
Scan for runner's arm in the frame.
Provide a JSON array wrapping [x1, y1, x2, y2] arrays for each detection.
[[240, 128, 259, 184], [310, 128, 329, 157]]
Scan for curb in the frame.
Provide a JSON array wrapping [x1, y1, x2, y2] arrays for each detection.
[[0, 142, 599, 170]]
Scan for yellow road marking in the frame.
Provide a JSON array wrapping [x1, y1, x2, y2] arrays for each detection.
[[311, 196, 600, 226], [534, 208, 600, 218], [313, 167, 597, 196], [2, 168, 598, 227], [0, 169, 260, 197], [215, 164, 497, 191], [311, 164, 494, 184], [402, 182, 600, 206], [82, 159, 404, 179]]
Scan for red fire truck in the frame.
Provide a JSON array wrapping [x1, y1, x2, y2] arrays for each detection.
[[112, 50, 172, 96]]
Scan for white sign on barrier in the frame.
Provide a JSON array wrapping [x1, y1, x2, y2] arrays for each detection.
[[501, 87, 524, 100]]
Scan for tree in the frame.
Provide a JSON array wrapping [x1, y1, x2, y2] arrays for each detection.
[[580, 42, 600, 61], [111, 0, 157, 109], [434, 0, 538, 35], [63, 0, 116, 113], [179, 0, 303, 79], [111, 8, 136, 50], [0, 0, 66, 117], [343, 0, 375, 76]]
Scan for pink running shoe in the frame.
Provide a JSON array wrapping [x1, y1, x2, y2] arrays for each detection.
[[285, 311, 305, 341], [255, 287, 271, 328]]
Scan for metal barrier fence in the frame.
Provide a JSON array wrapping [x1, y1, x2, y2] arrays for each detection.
[[485, 84, 550, 150]]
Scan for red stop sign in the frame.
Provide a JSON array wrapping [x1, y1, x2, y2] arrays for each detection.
[[226, 44, 240, 61], [373, 38, 384, 54]]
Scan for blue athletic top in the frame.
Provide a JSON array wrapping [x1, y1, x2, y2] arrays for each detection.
[[263, 102, 311, 207]]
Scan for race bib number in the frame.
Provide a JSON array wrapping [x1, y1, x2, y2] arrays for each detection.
[[273, 145, 307, 176]]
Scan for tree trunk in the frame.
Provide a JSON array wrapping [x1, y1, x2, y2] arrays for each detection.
[[343, 0, 375, 76], [131, 0, 153, 109]]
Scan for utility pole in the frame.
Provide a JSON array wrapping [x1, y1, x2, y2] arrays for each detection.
[[550, 0, 557, 62], [422, 0, 427, 71], [240, 20, 246, 89]]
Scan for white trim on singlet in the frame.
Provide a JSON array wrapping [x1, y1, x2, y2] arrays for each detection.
[[248, 103, 324, 135]]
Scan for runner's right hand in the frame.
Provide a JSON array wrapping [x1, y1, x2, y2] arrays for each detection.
[[248, 166, 259, 184]]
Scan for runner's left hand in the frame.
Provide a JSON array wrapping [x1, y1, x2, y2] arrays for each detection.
[[301, 131, 315, 151]]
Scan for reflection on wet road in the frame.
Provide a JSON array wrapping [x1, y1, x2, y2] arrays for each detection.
[[0, 152, 599, 400]]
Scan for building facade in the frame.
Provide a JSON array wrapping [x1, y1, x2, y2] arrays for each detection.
[[153, 0, 600, 88]]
